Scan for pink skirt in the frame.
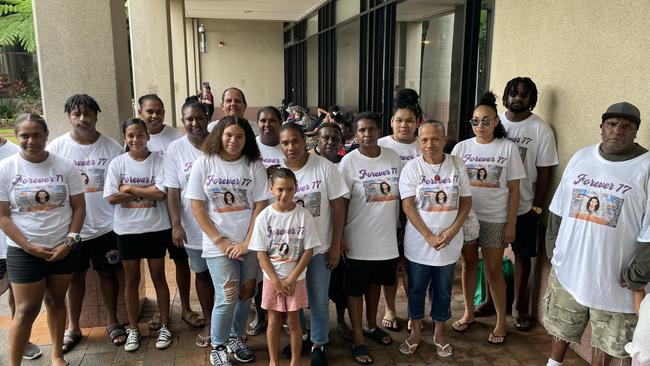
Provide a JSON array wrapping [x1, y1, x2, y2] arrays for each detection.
[[261, 277, 308, 312]]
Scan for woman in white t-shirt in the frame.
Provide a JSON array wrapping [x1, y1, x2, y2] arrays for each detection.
[[450, 92, 525, 345], [137, 94, 183, 156], [164, 97, 214, 347], [398, 121, 471, 357], [0, 114, 85, 366], [104, 118, 173, 352], [186, 115, 268, 364], [377, 88, 423, 333]]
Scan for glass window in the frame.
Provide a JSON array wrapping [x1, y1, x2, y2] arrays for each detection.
[[307, 36, 318, 109], [335, 0, 360, 24], [336, 19, 360, 112], [306, 14, 318, 38]]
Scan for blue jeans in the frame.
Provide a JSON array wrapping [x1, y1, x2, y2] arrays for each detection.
[[298, 253, 331, 345], [407, 261, 455, 322], [206, 252, 259, 346]]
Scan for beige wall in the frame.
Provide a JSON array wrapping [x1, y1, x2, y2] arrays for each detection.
[[490, 0, 650, 185], [198, 19, 284, 112], [170, 0, 189, 124]]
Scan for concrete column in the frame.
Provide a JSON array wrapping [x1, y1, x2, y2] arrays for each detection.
[[127, 0, 176, 125], [186, 18, 199, 97], [32, 0, 131, 141], [169, 0, 189, 123]]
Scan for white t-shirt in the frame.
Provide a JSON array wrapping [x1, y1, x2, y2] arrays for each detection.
[[164, 136, 203, 250], [400, 155, 472, 266], [48, 133, 123, 240], [103, 152, 170, 235], [500, 113, 559, 215], [451, 138, 526, 223], [256, 136, 284, 168], [281, 154, 349, 255], [378, 136, 421, 167], [148, 125, 183, 156], [184, 155, 269, 258], [338, 147, 402, 260], [0, 141, 21, 258], [0, 153, 85, 249], [549, 145, 650, 313], [249, 205, 321, 280], [208, 119, 261, 136]]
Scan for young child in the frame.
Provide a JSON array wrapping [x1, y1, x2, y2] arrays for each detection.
[[626, 289, 649, 366], [249, 167, 321, 366], [104, 118, 172, 352]]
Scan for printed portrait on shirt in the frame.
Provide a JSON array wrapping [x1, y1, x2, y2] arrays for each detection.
[[466, 164, 502, 188], [568, 188, 623, 227], [83, 167, 107, 193], [14, 185, 67, 212], [268, 237, 303, 263], [294, 191, 321, 218], [420, 186, 459, 212], [210, 187, 249, 213], [517, 146, 528, 163], [363, 176, 399, 202], [122, 196, 157, 209]]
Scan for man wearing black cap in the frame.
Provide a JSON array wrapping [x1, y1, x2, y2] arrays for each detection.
[[542, 102, 650, 366]]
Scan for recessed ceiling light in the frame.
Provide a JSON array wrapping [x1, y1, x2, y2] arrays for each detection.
[[243, 10, 252, 13]]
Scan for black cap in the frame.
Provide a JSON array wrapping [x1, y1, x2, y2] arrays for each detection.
[[602, 102, 641, 126]]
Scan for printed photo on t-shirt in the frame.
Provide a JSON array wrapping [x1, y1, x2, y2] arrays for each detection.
[[210, 188, 250, 213], [122, 196, 157, 209], [517, 146, 528, 163], [83, 167, 106, 193], [295, 191, 321, 217], [14, 185, 67, 212], [466, 164, 502, 188], [269, 237, 303, 263], [363, 177, 399, 202], [568, 188, 623, 227], [419, 186, 459, 212]]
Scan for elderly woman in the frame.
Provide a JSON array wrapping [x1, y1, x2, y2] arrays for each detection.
[[0, 113, 85, 366]]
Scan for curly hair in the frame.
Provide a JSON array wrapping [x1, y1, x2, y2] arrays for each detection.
[[202, 115, 260, 163]]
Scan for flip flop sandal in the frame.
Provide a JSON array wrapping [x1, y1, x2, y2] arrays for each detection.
[[182, 311, 205, 328], [381, 317, 401, 332], [351, 344, 374, 365], [148, 314, 161, 331], [246, 318, 266, 336], [398, 339, 420, 355], [62, 331, 82, 353], [452, 320, 475, 333], [434, 341, 453, 357], [195, 334, 210, 348], [514, 317, 531, 331], [106, 324, 127, 346], [487, 332, 507, 345], [363, 327, 393, 346]]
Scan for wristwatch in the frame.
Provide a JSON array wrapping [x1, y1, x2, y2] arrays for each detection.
[[532, 206, 543, 215], [65, 232, 81, 250]]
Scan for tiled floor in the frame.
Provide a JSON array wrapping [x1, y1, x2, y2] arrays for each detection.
[[0, 259, 588, 365]]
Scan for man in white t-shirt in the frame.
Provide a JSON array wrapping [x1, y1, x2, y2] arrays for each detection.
[[543, 102, 650, 366], [255, 106, 284, 168], [492, 77, 558, 330]]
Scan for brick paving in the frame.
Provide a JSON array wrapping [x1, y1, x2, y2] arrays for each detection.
[[0, 259, 588, 365]]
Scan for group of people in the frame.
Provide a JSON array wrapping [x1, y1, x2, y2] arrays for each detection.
[[0, 77, 647, 366]]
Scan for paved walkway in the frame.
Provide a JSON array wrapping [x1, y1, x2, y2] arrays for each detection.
[[0, 259, 588, 365]]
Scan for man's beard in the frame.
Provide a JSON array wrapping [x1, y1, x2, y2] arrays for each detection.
[[508, 103, 527, 114]]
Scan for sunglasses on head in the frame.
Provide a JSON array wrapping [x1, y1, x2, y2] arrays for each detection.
[[469, 116, 496, 127]]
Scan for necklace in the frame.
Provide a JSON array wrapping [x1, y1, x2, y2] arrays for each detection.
[[432, 155, 445, 181]]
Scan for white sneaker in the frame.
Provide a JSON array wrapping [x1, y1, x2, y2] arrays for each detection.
[[156, 325, 172, 349], [124, 328, 141, 352], [210, 345, 232, 366]]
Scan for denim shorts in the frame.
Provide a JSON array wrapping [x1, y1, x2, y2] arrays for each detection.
[[185, 248, 208, 274]]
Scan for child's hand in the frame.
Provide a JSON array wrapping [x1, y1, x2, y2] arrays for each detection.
[[284, 277, 297, 296], [272, 277, 287, 294]]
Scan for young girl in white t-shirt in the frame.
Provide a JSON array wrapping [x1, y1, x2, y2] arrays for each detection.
[[249, 166, 320, 366], [104, 118, 172, 352]]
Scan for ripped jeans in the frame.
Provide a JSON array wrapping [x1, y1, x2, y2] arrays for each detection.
[[206, 252, 260, 346]]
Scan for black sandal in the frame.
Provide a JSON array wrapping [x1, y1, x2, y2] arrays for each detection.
[[363, 327, 392, 345], [351, 344, 373, 365], [106, 324, 127, 346]]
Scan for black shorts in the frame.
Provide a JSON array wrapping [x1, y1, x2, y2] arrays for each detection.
[[79, 231, 122, 272], [166, 241, 189, 260], [345, 258, 398, 297], [7, 245, 85, 284], [328, 256, 348, 306], [0, 258, 6, 280], [511, 210, 540, 257], [117, 229, 172, 260]]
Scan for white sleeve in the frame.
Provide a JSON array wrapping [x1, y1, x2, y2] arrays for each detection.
[[184, 157, 207, 201], [302, 212, 322, 250], [536, 124, 559, 167], [103, 158, 121, 198], [398, 160, 417, 199], [457, 158, 472, 197], [163, 147, 180, 189], [506, 142, 527, 181], [0, 163, 11, 202], [248, 211, 269, 252], [637, 174, 650, 242], [251, 161, 270, 202], [325, 161, 349, 200], [66, 161, 85, 196], [337, 157, 353, 193], [154, 157, 167, 192]]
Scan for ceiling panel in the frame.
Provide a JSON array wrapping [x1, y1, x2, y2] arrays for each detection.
[[185, 0, 325, 21], [396, 0, 466, 22]]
